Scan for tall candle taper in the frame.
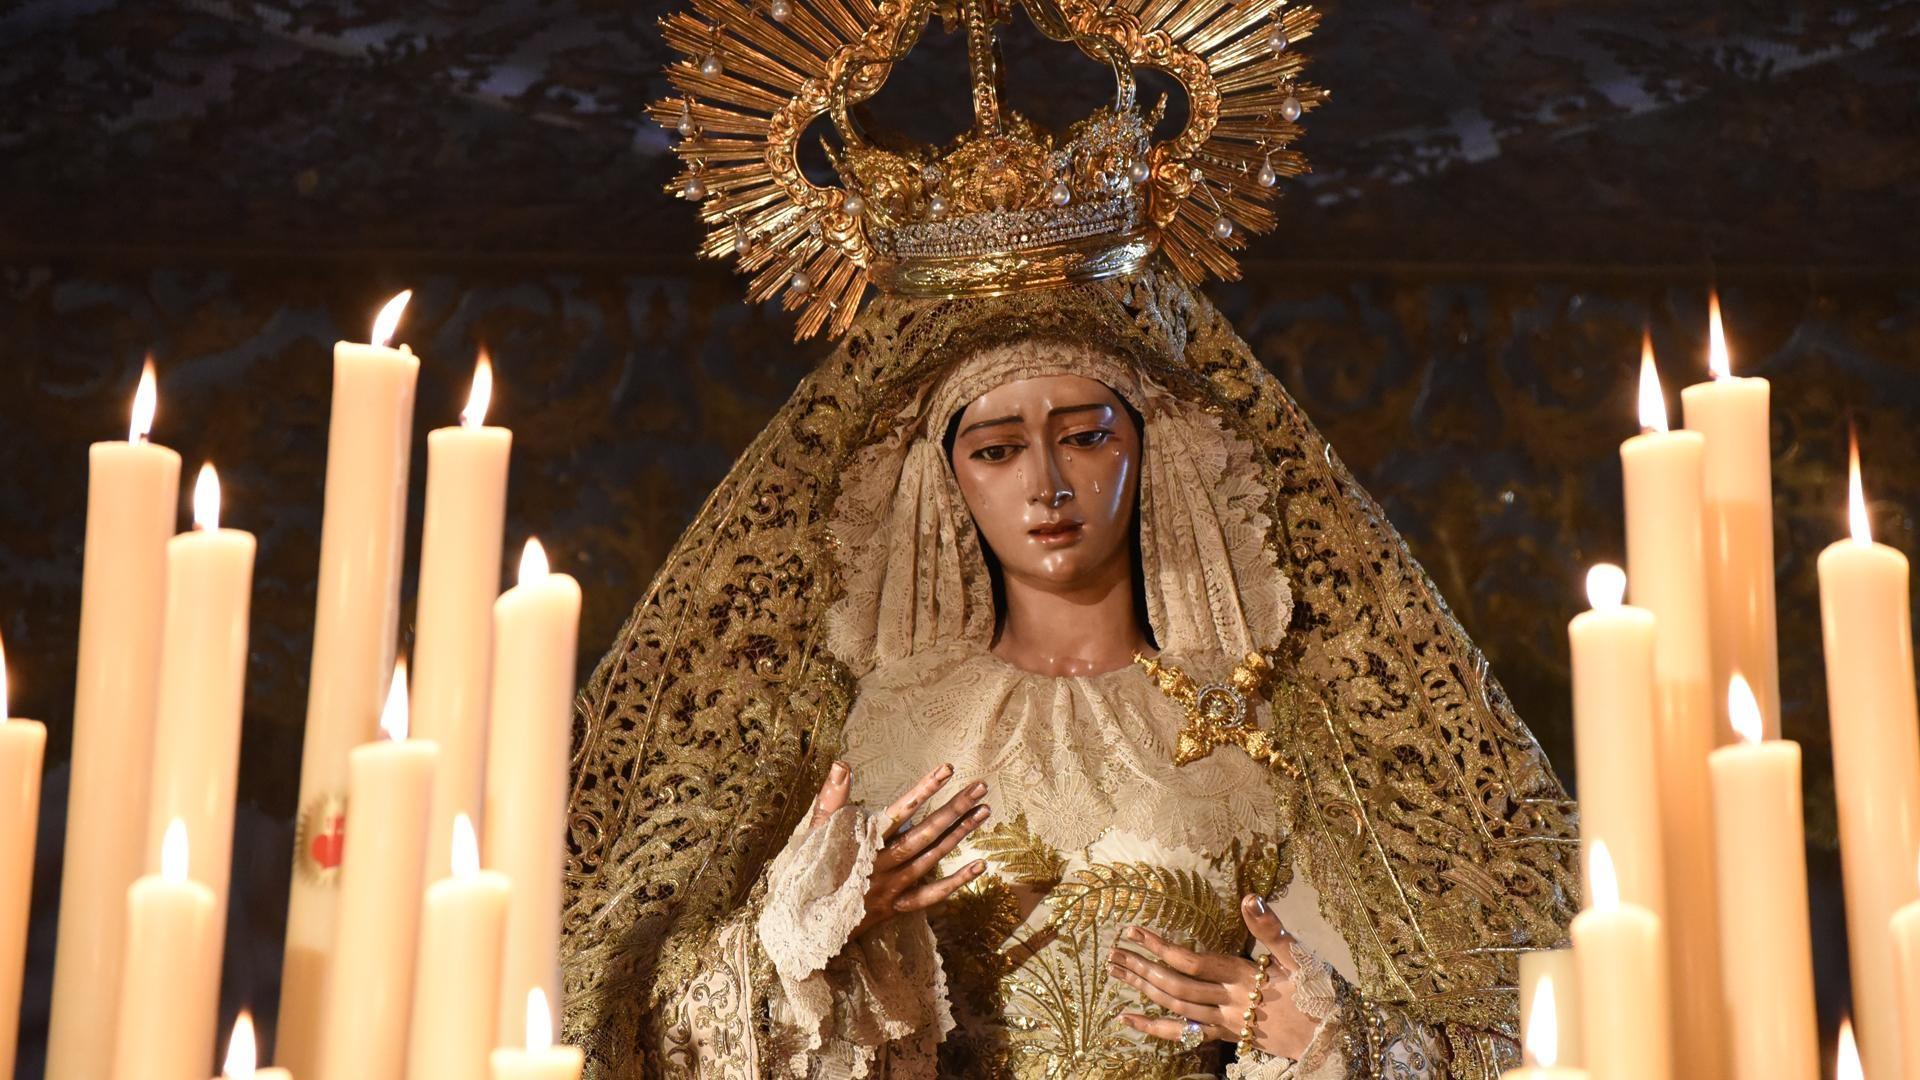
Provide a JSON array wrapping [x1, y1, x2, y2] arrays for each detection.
[[1619, 335, 1727, 1080], [280, 291, 422, 1077], [408, 813, 510, 1080], [1709, 674, 1818, 1080], [317, 661, 438, 1080], [146, 464, 256, 1078], [1820, 433, 1920, 1080], [47, 360, 181, 1080], [1568, 563, 1667, 914], [415, 352, 511, 879], [1571, 841, 1672, 1080], [1682, 291, 1781, 739], [486, 539, 581, 1033], [0, 631, 45, 1080], [111, 819, 217, 1080], [221, 1011, 292, 1080]]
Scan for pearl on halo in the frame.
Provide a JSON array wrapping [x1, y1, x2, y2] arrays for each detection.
[[1280, 94, 1302, 122], [1257, 159, 1277, 187], [770, 0, 792, 19], [685, 176, 707, 200], [1128, 160, 1151, 185], [842, 192, 864, 216], [1266, 25, 1288, 51], [1213, 217, 1234, 240], [1049, 180, 1072, 207], [789, 271, 811, 293], [927, 194, 947, 218], [700, 53, 722, 76]]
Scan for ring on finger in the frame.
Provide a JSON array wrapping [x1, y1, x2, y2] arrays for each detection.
[[1176, 1018, 1206, 1051]]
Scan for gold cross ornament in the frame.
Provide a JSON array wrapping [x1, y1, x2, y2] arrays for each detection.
[[1133, 651, 1288, 770]]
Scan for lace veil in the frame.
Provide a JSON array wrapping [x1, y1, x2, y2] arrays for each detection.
[[561, 264, 1579, 1076]]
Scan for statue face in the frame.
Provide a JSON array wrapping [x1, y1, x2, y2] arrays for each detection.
[[949, 372, 1140, 589]]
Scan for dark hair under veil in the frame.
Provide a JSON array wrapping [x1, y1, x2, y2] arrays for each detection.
[[560, 264, 1579, 1078]]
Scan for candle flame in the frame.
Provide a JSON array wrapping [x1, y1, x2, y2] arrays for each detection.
[[525, 987, 554, 1052], [1585, 563, 1627, 611], [452, 813, 480, 878], [519, 537, 550, 585], [1589, 838, 1620, 911], [161, 818, 190, 882], [1849, 428, 1873, 546], [130, 357, 158, 443], [1728, 673, 1763, 745], [194, 463, 222, 531], [0, 626, 9, 723], [223, 1010, 257, 1079], [1637, 331, 1669, 433], [1836, 1017, 1861, 1080], [380, 658, 410, 741], [462, 348, 494, 428], [1525, 974, 1560, 1068], [371, 290, 412, 348], [1707, 289, 1732, 379]]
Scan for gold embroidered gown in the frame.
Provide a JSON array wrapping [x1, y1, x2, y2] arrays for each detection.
[[560, 271, 1580, 1080]]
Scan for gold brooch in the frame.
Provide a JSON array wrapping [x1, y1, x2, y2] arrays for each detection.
[[1135, 650, 1292, 773]]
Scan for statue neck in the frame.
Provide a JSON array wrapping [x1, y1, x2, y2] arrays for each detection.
[[992, 554, 1151, 677]]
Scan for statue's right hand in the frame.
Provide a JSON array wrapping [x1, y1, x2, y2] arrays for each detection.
[[808, 760, 990, 938]]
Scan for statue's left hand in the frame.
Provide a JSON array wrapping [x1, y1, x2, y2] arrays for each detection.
[[1108, 893, 1320, 1060]]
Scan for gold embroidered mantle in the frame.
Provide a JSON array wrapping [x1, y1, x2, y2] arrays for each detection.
[[560, 263, 1580, 1078]]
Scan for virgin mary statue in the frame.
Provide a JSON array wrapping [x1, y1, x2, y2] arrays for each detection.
[[561, 1, 1579, 1076]]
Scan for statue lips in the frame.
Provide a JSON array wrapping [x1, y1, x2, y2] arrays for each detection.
[[1028, 519, 1084, 546]]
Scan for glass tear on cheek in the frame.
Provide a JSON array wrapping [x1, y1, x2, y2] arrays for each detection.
[[1093, 480, 1101, 494]]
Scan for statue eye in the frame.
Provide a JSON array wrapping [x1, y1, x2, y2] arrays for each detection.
[[1061, 429, 1114, 449], [971, 443, 1020, 463]]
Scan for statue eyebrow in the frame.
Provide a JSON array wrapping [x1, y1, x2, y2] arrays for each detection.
[[956, 402, 1112, 438]]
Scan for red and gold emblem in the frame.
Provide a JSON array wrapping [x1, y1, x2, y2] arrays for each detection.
[[294, 793, 348, 884]]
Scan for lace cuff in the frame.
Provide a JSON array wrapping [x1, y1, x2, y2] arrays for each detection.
[[756, 805, 955, 1077]]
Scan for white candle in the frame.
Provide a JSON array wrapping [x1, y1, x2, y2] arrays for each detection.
[[407, 813, 511, 1080], [1886, 857, 1920, 1080], [1568, 564, 1666, 914], [1681, 292, 1781, 739], [1503, 974, 1588, 1079], [317, 662, 438, 1080], [1571, 841, 1672, 1080], [1519, 949, 1583, 1069], [146, 465, 256, 1078], [220, 1010, 292, 1080], [281, 291, 422, 1077], [1820, 435, 1920, 1080], [415, 353, 512, 879], [0, 633, 45, 1080], [1619, 336, 1728, 1080], [485, 539, 581, 1033], [48, 361, 182, 1080], [490, 989, 583, 1080], [111, 819, 218, 1080], [1708, 674, 1819, 1080]]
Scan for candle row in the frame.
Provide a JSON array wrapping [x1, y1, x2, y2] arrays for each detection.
[[1510, 296, 1920, 1080], [7, 293, 585, 1080]]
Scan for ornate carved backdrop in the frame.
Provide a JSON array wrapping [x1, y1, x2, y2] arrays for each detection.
[[3, 0, 1917, 1075]]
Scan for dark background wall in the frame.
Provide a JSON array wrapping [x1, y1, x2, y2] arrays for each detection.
[[4, 1, 1919, 1075]]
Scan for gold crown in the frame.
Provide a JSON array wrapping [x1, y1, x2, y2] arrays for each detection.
[[653, 0, 1324, 338]]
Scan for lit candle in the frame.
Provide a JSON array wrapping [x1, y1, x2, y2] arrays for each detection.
[[484, 539, 581, 1033], [1681, 292, 1781, 739], [1619, 334, 1728, 1080], [1519, 948, 1583, 1069], [414, 351, 512, 879], [219, 1011, 292, 1080], [316, 662, 438, 1080], [47, 359, 182, 1080], [281, 290, 422, 1077], [490, 988, 583, 1080], [111, 819, 218, 1080], [1839, 1019, 1863, 1080], [146, 464, 257, 1080], [0, 631, 46, 1080], [1502, 975, 1588, 1079], [1820, 433, 1920, 1080], [1568, 564, 1667, 914], [407, 813, 511, 1080], [1887, 856, 1920, 1080], [1708, 674, 1819, 1080], [1571, 840, 1672, 1080]]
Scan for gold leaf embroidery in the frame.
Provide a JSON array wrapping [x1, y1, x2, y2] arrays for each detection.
[[1046, 862, 1241, 955], [972, 813, 1068, 889]]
